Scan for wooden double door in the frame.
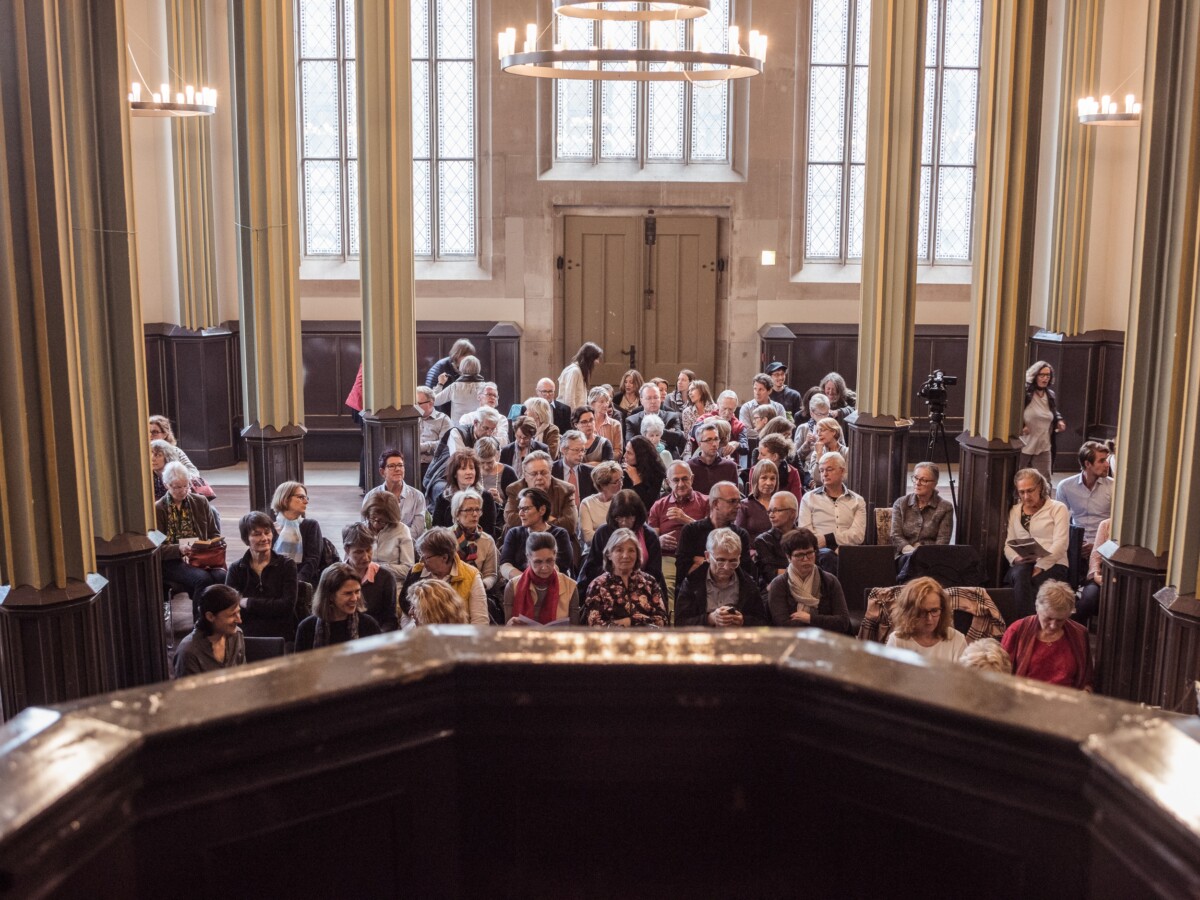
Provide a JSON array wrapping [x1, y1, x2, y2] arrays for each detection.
[[563, 215, 718, 389]]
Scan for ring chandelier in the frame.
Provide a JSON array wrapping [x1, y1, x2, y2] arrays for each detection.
[[499, 1, 766, 83]]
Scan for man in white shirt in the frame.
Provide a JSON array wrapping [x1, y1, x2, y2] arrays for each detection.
[[797, 451, 865, 576], [365, 449, 427, 539], [415, 386, 450, 467], [1054, 440, 1113, 556]]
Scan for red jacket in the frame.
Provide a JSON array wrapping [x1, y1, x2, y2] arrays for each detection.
[[345, 363, 364, 412]]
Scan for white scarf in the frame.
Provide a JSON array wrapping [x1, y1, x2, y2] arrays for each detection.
[[787, 566, 820, 611]]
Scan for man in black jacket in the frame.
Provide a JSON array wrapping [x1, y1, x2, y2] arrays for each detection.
[[675, 482, 753, 595], [551, 430, 596, 503], [766, 361, 803, 418], [521, 377, 574, 435], [623, 382, 683, 441], [675, 528, 767, 627]]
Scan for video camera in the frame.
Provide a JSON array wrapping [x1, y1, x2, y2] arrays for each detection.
[[917, 369, 958, 409]]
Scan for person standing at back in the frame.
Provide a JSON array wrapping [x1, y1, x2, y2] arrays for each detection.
[[558, 342, 604, 411]]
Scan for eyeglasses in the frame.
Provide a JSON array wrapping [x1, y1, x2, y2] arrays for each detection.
[[459, 506, 482, 514], [709, 556, 740, 567], [789, 550, 816, 560], [384, 463, 404, 471], [911, 476, 936, 484], [292, 493, 309, 501], [917, 607, 942, 619]]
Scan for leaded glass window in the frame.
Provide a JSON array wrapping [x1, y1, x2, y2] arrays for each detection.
[[298, 0, 477, 259], [554, 0, 732, 165], [805, 0, 980, 263]]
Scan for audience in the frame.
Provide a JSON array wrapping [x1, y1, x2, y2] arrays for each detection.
[[675, 482, 753, 582], [736, 459, 778, 541], [528, 377, 573, 435], [681, 378, 718, 437], [793, 393, 830, 461], [500, 416, 547, 471], [522, 396, 562, 460], [341, 522, 398, 632], [361, 491, 415, 584], [766, 362, 803, 418], [639, 414, 676, 471], [425, 338, 475, 389], [688, 422, 739, 495], [157, 461, 226, 614], [754, 491, 799, 590], [226, 511, 300, 644], [959, 637, 1012, 674], [404, 528, 489, 626], [1001, 580, 1093, 691], [474, 435, 518, 529], [579, 461, 624, 544], [624, 382, 682, 442], [432, 354, 484, 423], [366, 449, 428, 539], [558, 342, 604, 411], [665, 369, 694, 412], [503, 451, 579, 540], [766, 528, 850, 633], [295, 563, 382, 651], [884, 576, 967, 662], [819, 372, 857, 425], [1055, 441, 1113, 558], [622, 435, 666, 512], [573, 404, 614, 463], [504, 531, 580, 625], [450, 488, 500, 604], [271, 480, 324, 586], [590, 386, 625, 455], [797, 451, 866, 575], [675, 528, 766, 627], [150, 438, 200, 501], [582, 528, 669, 628], [739, 374, 786, 438], [577, 490, 666, 600], [552, 430, 596, 505], [757, 433, 804, 500], [499, 487, 574, 581], [416, 386, 451, 466], [1004, 468, 1070, 619], [431, 449, 498, 535], [409, 580, 470, 626], [803, 418, 849, 484], [616, 369, 644, 418], [1078, 516, 1111, 621], [890, 462, 953, 559], [173, 585, 245, 677]]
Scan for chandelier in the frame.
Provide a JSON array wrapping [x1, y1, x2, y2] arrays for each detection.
[[126, 44, 216, 118], [498, 1, 765, 83], [1077, 93, 1140, 126]]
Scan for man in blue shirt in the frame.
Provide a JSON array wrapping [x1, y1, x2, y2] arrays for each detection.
[[1055, 440, 1113, 556]]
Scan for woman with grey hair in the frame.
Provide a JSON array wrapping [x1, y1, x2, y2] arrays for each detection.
[[639, 413, 674, 472], [582, 528, 668, 627], [156, 460, 225, 608], [1020, 360, 1065, 480], [150, 438, 199, 501], [433, 354, 485, 424], [959, 638, 1012, 674], [579, 460, 624, 544], [675, 528, 766, 627], [450, 488, 498, 596], [793, 392, 831, 459], [522, 395, 561, 460], [890, 461, 954, 558], [1001, 580, 1093, 690]]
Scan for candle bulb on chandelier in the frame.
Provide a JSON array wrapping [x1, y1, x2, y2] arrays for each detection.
[[728, 26, 739, 53], [185, 85, 194, 104], [131, 82, 142, 102], [525, 23, 536, 53], [1124, 94, 1135, 113]]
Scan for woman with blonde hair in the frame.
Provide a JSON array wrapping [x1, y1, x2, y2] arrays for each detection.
[[409, 580, 469, 626], [884, 576, 967, 662], [270, 480, 324, 585], [522, 395, 561, 459], [804, 417, 849, 482]]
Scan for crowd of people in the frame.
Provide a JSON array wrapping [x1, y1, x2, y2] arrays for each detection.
[[158, 343, 1112, 696]]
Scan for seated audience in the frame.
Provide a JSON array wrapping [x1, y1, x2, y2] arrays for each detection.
[[803, 418, 849, 483], [688, 422, 739, 495], [499, 487, 573, 581], [1004, 468, 1070, 619], [675, 528, 766, 627], [366, 449, 427, 539], [739, 374, 786, 438], [424, 407, 505, 499], [226, 511, 299, 644], [622, 435, 666, 512], [503, 451, 579, 540], [754, 490, 799, 590], [819, 371, 857, 424], [409, 580, 469, 626], [583, 528, 669, 628], [675, 482, 753, 582], [573, 404, 614, 463], [500, 415, 548, 470], [590, 386, 625, 455], [150, 438, 199, 501], [793, 393, 831, 461], [173, 584, 246, 677], [756, 433, 803, 500], [766, 362, 803, 418], [681, 379, 718, 437], [1078, 516, 1111, 621], [432, 353, 484, 423], [797, 452, 866, 575], [361, 491, 415, 584], [616, 369, 644, 418], [767, 528, 850, 633], [503, 531, 580, 625], [271, 480, 324, 586], [736, 459, 778, 541], [416, 386, 451, 466], [403, 528, 489, 626], [522, 396, 562, 460], [295, 563, 382, 651], [890, 462, 954, 559], [665, 369, 695, 412], [526, 377, 572, 435], [156, 461, 226, 611], [341, 522, 398, 632], [472, 382, 508, 444], [552, 430, 596, 505], [431, 449, 498, 535], [475, 436, 518, 533], [1055, 440, 1113, 557], [148, 416, 201, 484], [578, 490, 667, 599], [580, 460, 624, 544], [883, 576, 967, 662], [638, 414, 675, 472], [701, 391, 748, 458], [959, 638, 1012, 674], [1001, 580, 1094, 691], [624, 382, 683, 442], [449, 488, 499, 600]]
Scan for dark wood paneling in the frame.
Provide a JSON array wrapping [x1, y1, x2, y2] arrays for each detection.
[[301, 321, 362, 462], [144, 330, 169, 421], [168, 330, 238, 469]]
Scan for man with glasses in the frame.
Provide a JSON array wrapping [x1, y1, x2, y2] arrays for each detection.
[[623, 382, 683, 444], [522, 377, 573, 435], [552, 430, 596, 505], [797, 451, 865, 576], [688, 422, 739, 496], [675, 482, 753, 587], [416, 387, 451, 467], [674, 527, 766, 627], [753, 490, 799, 590], [365, 449, 428, 539], [890, 461, 953, 560], [648, 462, 710, 594], [503, 451, 579, 540]]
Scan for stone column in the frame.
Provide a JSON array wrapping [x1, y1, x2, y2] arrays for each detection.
[[1046, 0, 1102, 336], [229, 0, 306, 511], [356, 0, 422, 491], [848, 0, 927, 539], [1097, 0, 1200, 699], [956, 0, 1048, 586]]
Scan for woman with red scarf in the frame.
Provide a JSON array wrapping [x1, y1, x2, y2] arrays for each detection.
[[503, 532, 579, 625]]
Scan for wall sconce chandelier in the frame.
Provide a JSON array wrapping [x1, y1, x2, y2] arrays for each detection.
[[499, 1, 765, 83]]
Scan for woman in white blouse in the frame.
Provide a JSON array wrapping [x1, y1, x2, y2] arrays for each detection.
[[885, 576, 967, 663], [1004, 468, 1071, 619], [579, 461, 624, 544]]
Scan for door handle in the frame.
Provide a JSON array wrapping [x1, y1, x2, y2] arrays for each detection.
[[620, 344, 637, 369]]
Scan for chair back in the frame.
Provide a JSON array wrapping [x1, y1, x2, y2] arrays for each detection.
[[244, 636, 286, 662], [873, 507, 892, 546], [837, 544, 898, 634]]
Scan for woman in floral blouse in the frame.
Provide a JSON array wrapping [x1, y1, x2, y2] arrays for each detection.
[[583, 528, 668, 628]]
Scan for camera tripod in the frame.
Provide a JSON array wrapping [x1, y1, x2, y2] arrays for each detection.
[[924, 400, 960, 538]]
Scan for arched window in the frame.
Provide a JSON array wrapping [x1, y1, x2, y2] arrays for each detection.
[[805, 0, 981, 263], [297, 0, 477, 259], [555, 0, 732, 166]]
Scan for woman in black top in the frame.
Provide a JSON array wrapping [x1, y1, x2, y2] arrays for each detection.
[[621, 435, 665, 512], [499, 487, 573, 581], [430, 448, 498, 535], [226, 511, 299, 644], [295, 563, 382, 651], [577, 489, 666, 599], [573, 406, 613, 463], [341, 522, 399, 632]]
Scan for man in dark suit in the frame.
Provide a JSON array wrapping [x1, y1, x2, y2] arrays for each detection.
[[499, 416, 548, 469], [624, 383, 683, 442], [552, 430, 597, 504], [522, 377, 573, 435]]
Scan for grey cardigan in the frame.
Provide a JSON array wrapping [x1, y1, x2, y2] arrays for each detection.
[[766, 569, 851, 634]]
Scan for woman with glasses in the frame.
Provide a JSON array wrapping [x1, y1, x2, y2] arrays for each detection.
[[573, 405, 614, 464], [1020, 360, 1066, 481], [449, 488, 499, 599], [270, 480, 324, 586], [736, 459, 779, 541], [890, 462, 954, 560], [766, 528, 850, 633], [499, 487, 573, 581], [401, 528, 489, 626], [504, 531, 580, 625], [885, 576, 967, 662], [431, 449, 498, 536], [360, 492, 415, 584]]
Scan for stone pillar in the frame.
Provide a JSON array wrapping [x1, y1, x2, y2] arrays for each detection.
[[957, 0, 1047, 585], [1098, 0, 1200, 698], [229, 0, 306, 511], [168, 0, 220, 330], [1046, 0, 1102, 336], [849, 0, 927, 537], [356, 0, 421, 490]]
